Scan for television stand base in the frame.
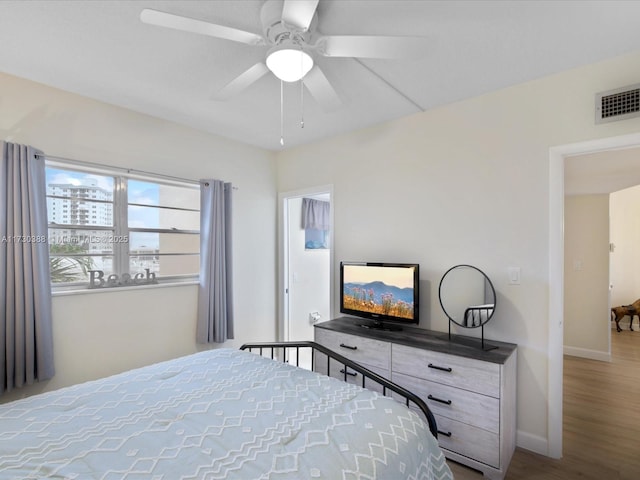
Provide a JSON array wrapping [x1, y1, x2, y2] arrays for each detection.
[[358, 322, 403, 332]]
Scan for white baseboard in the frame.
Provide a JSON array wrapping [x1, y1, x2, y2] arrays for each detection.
[[563, 345, 611, 362], [516, 430, 549, 457]]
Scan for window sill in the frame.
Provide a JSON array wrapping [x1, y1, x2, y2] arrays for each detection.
[[51, 279, 199, 297]]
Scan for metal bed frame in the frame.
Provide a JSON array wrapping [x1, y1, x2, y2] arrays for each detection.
[[240, 341, 438, 438]]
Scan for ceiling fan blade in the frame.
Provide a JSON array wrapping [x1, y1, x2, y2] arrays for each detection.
[[140, 9, 265, 46], [317, 35, 428, 59], [212, 62, 270, 100], [303, 66, 341, 112], [282, 0, 319, 31]]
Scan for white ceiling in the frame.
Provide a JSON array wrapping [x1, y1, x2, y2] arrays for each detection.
[[2, 0, 640, 151]]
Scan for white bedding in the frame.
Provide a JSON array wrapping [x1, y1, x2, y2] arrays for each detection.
[[0, 348, 452, 479]]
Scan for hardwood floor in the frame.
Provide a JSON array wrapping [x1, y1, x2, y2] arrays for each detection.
[[447, 329, 640, 479]]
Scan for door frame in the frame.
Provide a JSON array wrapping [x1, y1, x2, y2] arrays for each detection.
[[278, 185, 334, 342]]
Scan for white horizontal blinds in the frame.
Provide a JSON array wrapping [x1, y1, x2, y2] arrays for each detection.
[[127, 179, 200, 278], [45, 161, 200, 287]]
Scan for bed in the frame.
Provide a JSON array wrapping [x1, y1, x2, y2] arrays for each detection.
[[463, 304, 495, 327], [0, 344, 452, 479]]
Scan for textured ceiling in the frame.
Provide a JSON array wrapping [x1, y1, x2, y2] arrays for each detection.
[[2, 0, 640, 151]]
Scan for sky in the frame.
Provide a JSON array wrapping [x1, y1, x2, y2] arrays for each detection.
[[343, 264, 416, 289]]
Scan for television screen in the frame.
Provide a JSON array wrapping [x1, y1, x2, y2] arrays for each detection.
[[340, 262, 419, 329]]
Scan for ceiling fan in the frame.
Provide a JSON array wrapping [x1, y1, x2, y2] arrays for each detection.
[[140, 0, 428, 112]]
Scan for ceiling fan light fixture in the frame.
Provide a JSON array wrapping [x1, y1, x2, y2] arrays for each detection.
[[266, 43, 313, 82]]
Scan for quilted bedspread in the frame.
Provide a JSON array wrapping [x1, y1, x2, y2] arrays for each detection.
[[0, 348, 452, 480]]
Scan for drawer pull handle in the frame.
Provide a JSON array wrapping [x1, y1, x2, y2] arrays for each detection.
[[428, 394, 452, 405], [437, 430, 452, 437], [339, 343, 358, 350], [339, 368, 357, 377], [428, 363, 452, 372]]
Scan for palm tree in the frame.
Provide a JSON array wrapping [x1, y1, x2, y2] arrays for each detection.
[[49, 243, 94, 283]]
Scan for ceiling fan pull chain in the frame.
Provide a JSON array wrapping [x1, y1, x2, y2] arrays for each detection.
[[300, 78, 305, 129], [300, 48, 305, 129], [280, 80, 285, 146]]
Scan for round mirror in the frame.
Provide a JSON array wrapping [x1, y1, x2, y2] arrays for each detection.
[[438, 264, 496, 328]]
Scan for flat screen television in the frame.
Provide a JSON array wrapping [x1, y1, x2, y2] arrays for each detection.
[[340, 261, 419, 330]]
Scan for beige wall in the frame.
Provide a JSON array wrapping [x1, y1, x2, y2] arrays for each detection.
[[610, 184, 640, 312], [277, 50, 640, 455], [563, 195, 610, 360], [0, 72, 278, 403]]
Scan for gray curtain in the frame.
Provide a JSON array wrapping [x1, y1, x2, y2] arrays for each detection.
[[1, 141, 55, 395], [197, 179, 234, 344], [301, 197, 330, 230]]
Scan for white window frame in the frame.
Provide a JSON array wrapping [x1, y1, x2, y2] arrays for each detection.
[[45, 160, 200, 292]]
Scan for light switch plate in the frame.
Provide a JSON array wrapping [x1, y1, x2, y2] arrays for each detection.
[[508, 266, 521, 285]]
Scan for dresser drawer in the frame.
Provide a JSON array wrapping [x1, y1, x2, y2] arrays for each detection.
[[435, 414, 500, 468], [392, 372, 499, 433], [315, 328, 390, 370], [407, 405, 500, 468], [315, 356, 390, 394], [393, 343, 500, 397]]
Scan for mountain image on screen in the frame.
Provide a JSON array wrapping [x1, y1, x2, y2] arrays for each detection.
[[343, 281, 414, 319]]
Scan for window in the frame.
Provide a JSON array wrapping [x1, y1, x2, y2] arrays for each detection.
[[305, 228, 329, 249], [45, 162, 200, 289], [301, 197, 330, 249]]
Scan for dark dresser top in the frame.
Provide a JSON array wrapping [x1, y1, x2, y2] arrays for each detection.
[[314, 317, 517, 365]]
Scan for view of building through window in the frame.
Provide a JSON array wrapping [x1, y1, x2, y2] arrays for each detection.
[[46, 165, 200, 286]]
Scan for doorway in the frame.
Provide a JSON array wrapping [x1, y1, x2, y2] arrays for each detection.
[[549, 131, 640, 458], [564, 147, 640, 360], [278, 185, 333, 367]]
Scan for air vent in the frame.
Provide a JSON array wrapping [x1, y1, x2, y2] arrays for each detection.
[[595, 84, 640, 124]]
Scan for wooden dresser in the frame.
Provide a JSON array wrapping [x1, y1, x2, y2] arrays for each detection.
[[314, 317, 517, 480]]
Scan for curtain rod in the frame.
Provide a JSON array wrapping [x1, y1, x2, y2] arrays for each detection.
[[36, 153, 236, 189]]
